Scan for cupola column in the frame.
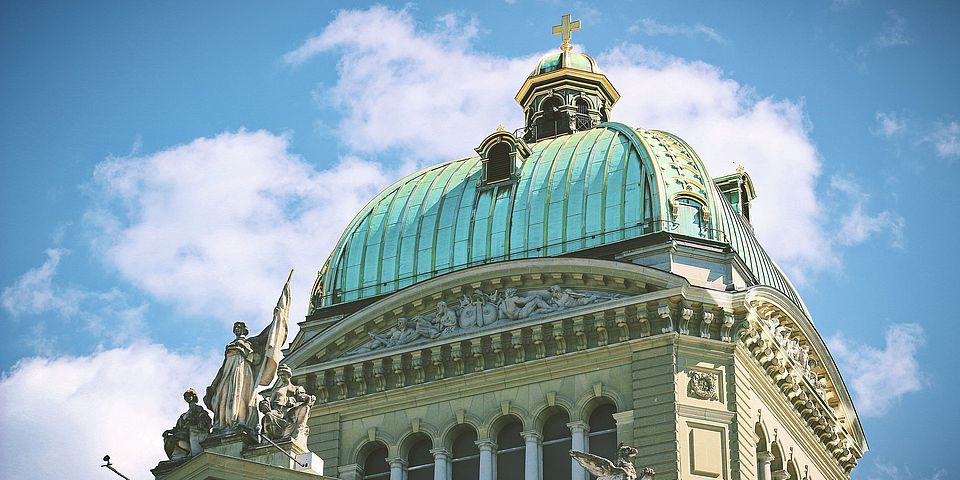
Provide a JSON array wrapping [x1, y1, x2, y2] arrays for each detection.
[[521, 431, 542, 480], [567, 421, 589, 480], [476, 440, 496, 480]]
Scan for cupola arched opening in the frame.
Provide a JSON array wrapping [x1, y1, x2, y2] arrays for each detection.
[[575, 97, 592, 130], [538, 96, 568, 139]]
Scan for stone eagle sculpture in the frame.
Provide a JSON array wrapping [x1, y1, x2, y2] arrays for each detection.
[[569, 442, 654, 480]]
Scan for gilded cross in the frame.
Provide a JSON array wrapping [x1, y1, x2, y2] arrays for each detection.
[[552, 14, 581, 52]]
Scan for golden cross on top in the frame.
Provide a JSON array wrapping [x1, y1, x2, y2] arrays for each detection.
[[552, 14, 581, 52]]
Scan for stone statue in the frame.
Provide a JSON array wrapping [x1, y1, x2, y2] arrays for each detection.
[[499, 287, 555, 320], [549, 285, 599, 308], [205, 271, 292, 434], [433, 300, 458, 336], [162, 388, 212, 461], [570, 442, 654, 480], [258, 365, 316, 445]]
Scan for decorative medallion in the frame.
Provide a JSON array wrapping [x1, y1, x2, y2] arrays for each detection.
[[688, 370, 719, 401]]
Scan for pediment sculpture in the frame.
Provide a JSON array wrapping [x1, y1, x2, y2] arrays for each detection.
[[570, 442, 655, 480], [349, 285, 621, 356]]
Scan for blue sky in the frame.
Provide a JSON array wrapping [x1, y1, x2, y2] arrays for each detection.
[[1, 1, 957, 479]]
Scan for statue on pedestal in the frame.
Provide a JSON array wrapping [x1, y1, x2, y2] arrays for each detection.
[[205, 271, 293, 435], [570, 442, 655, 480], [162, 388, 212, 461], [258, 364, 316, 445]]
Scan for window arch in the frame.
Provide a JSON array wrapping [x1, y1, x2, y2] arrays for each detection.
[[538, 96, 568, 139], [485, 142, 512, 183], [675, 197, 706, 236], [542, 410, 572, 479], [787, 460, 800, 480], [451, 426, 480, 480], [407, 435, 435, 480], [771, 441, 785, 475], [588, 404, 618, 462], [362, 443, 389, 480], [575, 98, 592, 130], [496, 417, 524, 479]]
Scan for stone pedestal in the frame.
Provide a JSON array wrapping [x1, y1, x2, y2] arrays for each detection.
[[243, 437, 324, 474], [200, 428, 259, 458]]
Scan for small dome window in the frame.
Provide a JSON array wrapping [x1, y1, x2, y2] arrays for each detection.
[[575, 98, 592, 130], [485, 142, 513, 183]]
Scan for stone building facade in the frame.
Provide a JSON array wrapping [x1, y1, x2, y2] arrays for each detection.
[[157, 17, 866, 480]]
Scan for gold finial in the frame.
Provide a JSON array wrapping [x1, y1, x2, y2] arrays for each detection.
[[497, 124, 505, 132], [552, 14, 581, 52], [736, 164, 745, 174]]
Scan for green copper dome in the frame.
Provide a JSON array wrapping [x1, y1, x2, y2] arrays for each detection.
[[531, 51, 601, 76], [315, 123, 805, 314]]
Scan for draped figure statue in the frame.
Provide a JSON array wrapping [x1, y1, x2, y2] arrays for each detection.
[[205, 271, 293, 435], [258, 364, 315, 445]]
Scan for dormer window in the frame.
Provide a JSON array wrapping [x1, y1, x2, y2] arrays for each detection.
[[575, 98, 592, 130], [486, 142, 512, 183], [475, 128, 531, 187]]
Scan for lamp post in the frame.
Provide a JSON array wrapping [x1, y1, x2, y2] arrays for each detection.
[[101, 455, 133, 480]]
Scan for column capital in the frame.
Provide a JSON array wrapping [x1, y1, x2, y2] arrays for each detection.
[[772, 470, 789, 480], [386, 457, 408, 468], [612, 410, 635, 426], [430, 448, 451, 460], [521, 430, 543, 442], [566, 420, 590, 433], [475, 439, 497, 452], [757, 451, 775, 463]]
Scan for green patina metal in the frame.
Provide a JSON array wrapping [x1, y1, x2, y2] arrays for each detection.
[[531, 51, 600, 76], [319, 122, 807, 315]]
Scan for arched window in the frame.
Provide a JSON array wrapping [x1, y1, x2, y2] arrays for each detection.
[[451, 427, 480, 480], [676, 197, 705, 236], [542, 410, 572, 479], [755, 423, 769, 480], [771, 442, 785, 477], [538, 97, 567, 139], [407, 436, 435, 480], [496, 418, 524, 478], [485, 142, 513, 183], [588, 404, 618, 462], [575, 98, 591, 130], [787, 460, 800, 480], [362, 443, 389, 480]]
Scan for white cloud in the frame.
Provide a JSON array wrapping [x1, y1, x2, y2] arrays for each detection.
[[828, 323, 925, 417], [1, 248, 146, 347], [284, 7, 840, 284], [2, 248, 79, 317], [874, 111, 906, 138], [870, 461, 947, 480], [629, 18, 726, 44], [600, 45, 836, 282], [928, 121, 960, 160], [0, 344, 219, 480], [830, 176, 904, 247], [284, 6, 536, 163], [86, 129, 389, 327], [859, 10, 910, 56]]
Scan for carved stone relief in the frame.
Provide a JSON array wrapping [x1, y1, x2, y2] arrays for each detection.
[[348, 285, 621, 356], [688, 370, 720, 401]]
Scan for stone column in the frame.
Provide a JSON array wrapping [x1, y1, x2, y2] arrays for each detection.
[[757, 451, 774, 480], [476, 440, 496, 480], [567, 421, 589, 480], [521, 431, 542, 480], [772, 470, 789, 480], [388, 457, 406, 480], [430, 448, 450, 480]]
